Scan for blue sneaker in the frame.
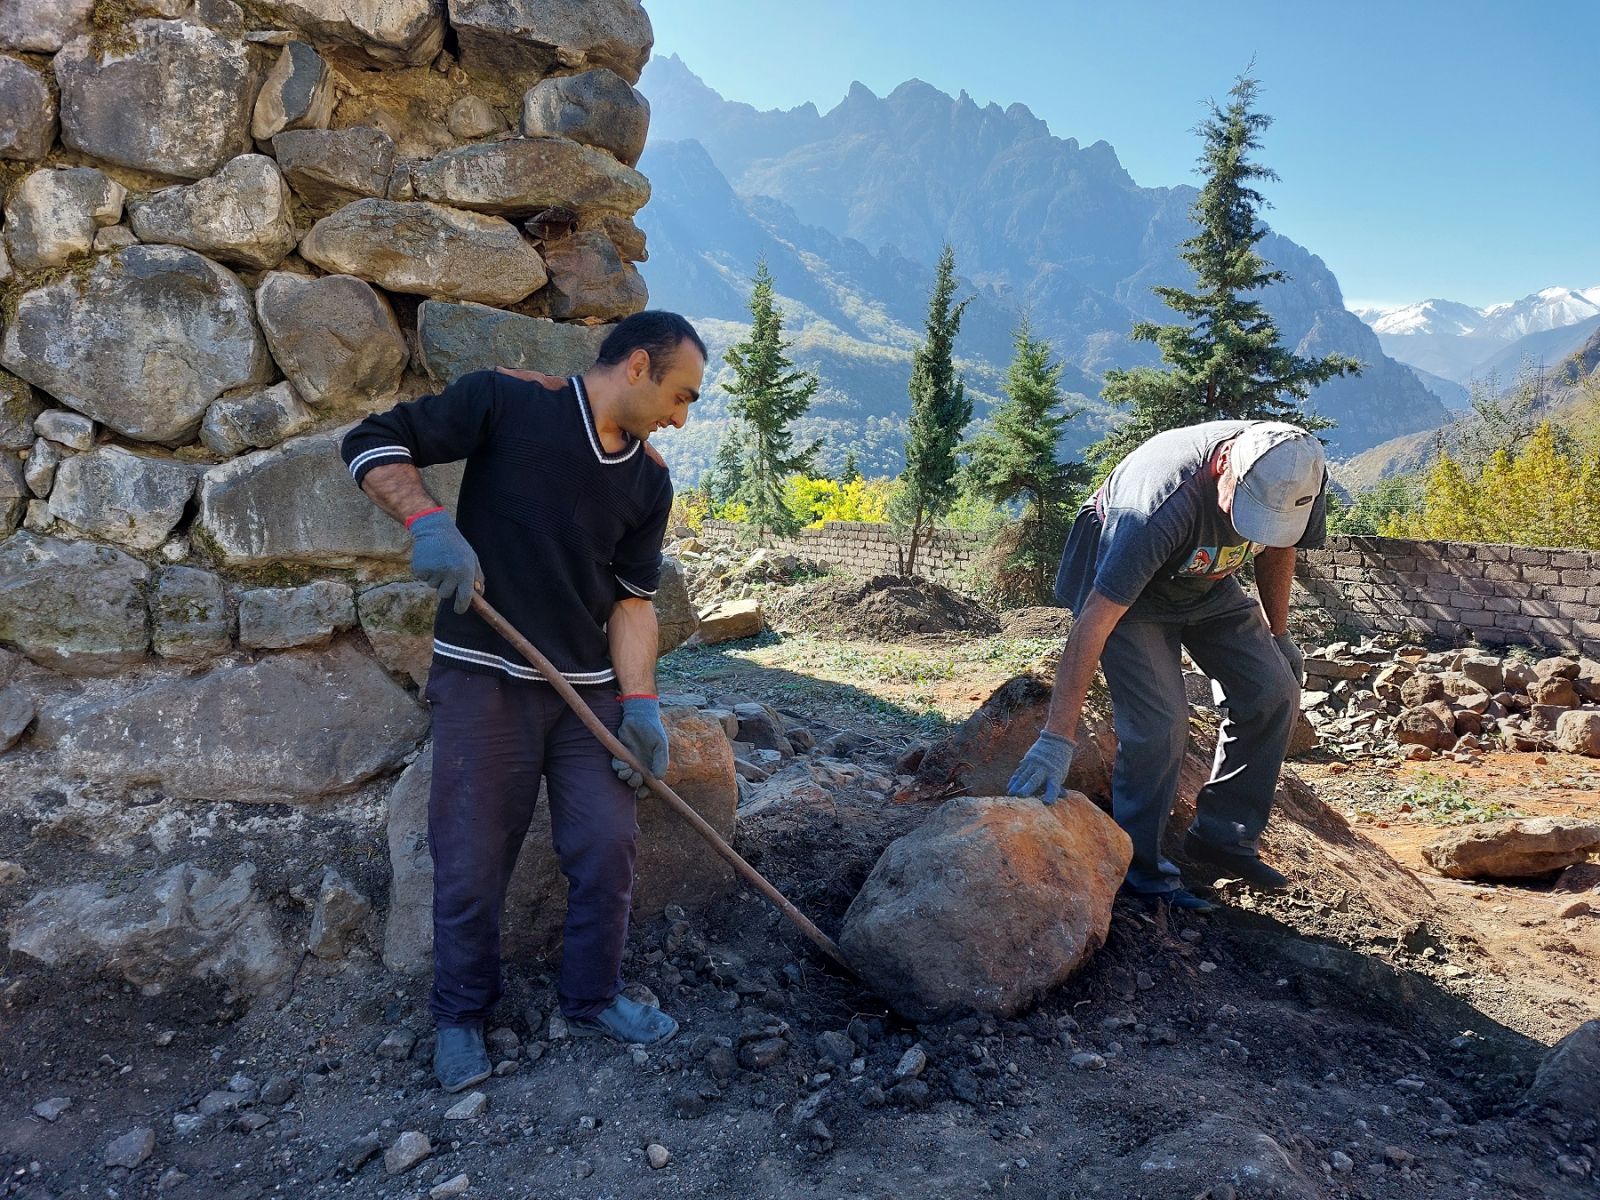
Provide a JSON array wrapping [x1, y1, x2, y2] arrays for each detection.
[[570, 994, 679, 1047], [434, 1023, 491, 1093]]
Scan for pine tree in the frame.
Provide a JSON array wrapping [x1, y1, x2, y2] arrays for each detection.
[[965, 318, 1090, 603], [703, 421, 747, 509], [893, 244, 972, 574], [1093, 75, 1359, 468], [840, 449, 860, 483], [721, 260, 820, 535]]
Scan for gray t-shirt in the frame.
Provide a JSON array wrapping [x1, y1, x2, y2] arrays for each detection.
[[1055, 420, 1327, 618]]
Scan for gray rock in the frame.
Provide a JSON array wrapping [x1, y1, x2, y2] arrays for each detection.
[[23, 437, 57, 496], [841, 795, 1131, 1021], [0, 56, 57, 161], [0, 533, 149, 674], [272, 126, 394, 213], [248, 0, 443, 64], [195, 425, 462, 566], [31, 1096, 71, 1122], [411, 137, 649, 219], [2, 166, 126, 271], [416, 299, 607, 385], [0, 450, 23, 506], [104, 1127, 156, 1170], [8, 862, 292, 999], [375, 1026, 416, 1059], [128, 155, 297, 271], [447, 0, 651, 84], [55, 19, 258, 180], [251, 40, 334, 141], [586, 211, 645, 262], [0, 0, 94, 52], [356, 580, 435, 687], [254, 271, 408, 410], [201, 381, 315, 456], [47, 445, 197, 550], [445, 94, 501, 140], [306, 865, 370, 958], [151, 565, 232, 660], [531, 230, 646, 320], [443, 1091, 486, 1120], [384, 1130, 431, 1176], [238, 580, 355, 650], [1, 245, 275, 445], [0, 685, 35, 752], [32, 642, 428, 802], [521, 69, 648, 166], [1, 375, 45, 450], [91, 223, 138, 251], [298, 198, 546, 305], [1524, 1019, 1600, 1118], [1422, 817, 1600, 880], [384, 708, 736, 972], [33, 408, 93, 451], [656, 557, 696, 655]]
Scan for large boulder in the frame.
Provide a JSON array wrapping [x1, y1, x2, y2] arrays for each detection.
[[127, 154, 297, 271], [1421, 817, 1600, 880], [384, 707, 738, 973], [272, 126, 395, 214], [200, 381, 316, 456], [410, 137, 649, 218], [32, 641, 429, 802], [7, 863, 292, 1001], [696, 598, 763, 646], [446, 0, 651, 84], [0, 56, 57, 161], [0, 532, 149, 673], [839, 794, 1131, 1021], [47, 445, 197, 551], [298, 199, 546, 305], [0, 245, 275, 445], [1554, 710, 1600, 757], [355, 580, 435, 687], [531, 230, 647, 320], [1523, 1020, 1600, 1126], [416, 300, 607, 385], [254, 271, 409, 410], [238, 580, 355, 650], [2, 166, 125, 271], [0, 0, 95, 52], [251, 40, 335, 141], [55, 20, 259, 180], [195, 426, 462, 567], [520, 68, 649, 166], [245, 0, 445, 64], [655, 557, 696, 656]]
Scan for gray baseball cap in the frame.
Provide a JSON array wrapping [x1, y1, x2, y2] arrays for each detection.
[[1229, 422, 1326, 547]]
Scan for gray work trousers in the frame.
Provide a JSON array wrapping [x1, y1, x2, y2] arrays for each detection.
[[1100, 587, 1299, 893]]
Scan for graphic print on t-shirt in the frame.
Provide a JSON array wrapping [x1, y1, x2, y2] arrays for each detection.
[[1176, 540, 1259, 580], [1178, 545, 1217, 576]]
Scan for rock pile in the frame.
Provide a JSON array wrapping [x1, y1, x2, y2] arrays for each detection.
[[1295, 642, 1600, 762]]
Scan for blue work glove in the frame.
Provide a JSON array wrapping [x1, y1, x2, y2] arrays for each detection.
[[1274, 632, 1305, 687], [408, 510, 482, 615], [1007, 730, 1076, 805], [614, 696, 669, 797]]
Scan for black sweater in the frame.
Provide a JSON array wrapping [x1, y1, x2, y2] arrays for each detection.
[[341, 371, 672, 685]]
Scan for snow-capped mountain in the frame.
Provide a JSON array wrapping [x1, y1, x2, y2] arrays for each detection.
[[1352, 286, 1600, 388]]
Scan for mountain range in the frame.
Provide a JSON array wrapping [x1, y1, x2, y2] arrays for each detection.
[[1352, 287, 1600, 394], [637, 55, 1453, 482]]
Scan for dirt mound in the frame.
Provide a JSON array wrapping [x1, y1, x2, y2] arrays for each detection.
[[997, 605, 1073, 639], [775, 574, 1000, 639]]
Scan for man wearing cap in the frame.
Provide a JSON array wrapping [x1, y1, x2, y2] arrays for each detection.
[[1007, 420, 1327, 910]]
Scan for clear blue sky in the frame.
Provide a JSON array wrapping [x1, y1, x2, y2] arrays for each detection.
[[648, 0, 1600, 310]]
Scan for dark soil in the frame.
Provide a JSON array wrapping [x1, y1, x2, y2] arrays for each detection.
[[772, 575, 1001, 640], [997, 606, 1075, 640]]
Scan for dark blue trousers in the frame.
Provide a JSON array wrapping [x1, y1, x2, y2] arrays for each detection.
[[425, 664, 638, 1025]]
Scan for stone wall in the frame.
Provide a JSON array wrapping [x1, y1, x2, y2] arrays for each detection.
[[1294, 535, 1600, 658], [699, 518, 988, 590], [0, 0, 657, 795]]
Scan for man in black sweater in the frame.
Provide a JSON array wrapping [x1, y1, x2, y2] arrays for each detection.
[[342, 311, 705, 1092]]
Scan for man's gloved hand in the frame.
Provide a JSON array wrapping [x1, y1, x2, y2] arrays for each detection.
[[1274, 632, 1306, 687], [1006, 730, 1077, 805], [409, 510, 482, 615], [614, 696, 669, 797]]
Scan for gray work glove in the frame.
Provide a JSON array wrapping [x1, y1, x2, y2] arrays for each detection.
[[1007, 730, 1076, 805], [409, 510, 483, 615], [614, 696, 670, 798], [1274, 632, 1305, 687]]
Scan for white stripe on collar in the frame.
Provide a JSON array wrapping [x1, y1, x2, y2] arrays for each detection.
[[571, 375, 640, 465]]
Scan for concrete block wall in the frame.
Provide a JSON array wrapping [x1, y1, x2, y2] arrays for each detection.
[[1294, 535, 1600, 658], [699, 519, 987, 590]]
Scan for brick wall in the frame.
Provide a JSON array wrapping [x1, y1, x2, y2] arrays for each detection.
[[1294, 535, 1600, 657], [698, 519, 987, 590]]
